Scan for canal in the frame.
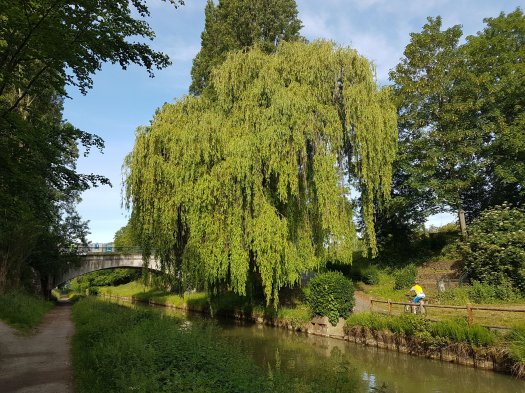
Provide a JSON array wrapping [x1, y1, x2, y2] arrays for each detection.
[[114, 300, 524, 393]]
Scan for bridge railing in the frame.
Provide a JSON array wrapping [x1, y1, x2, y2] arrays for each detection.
[[76, 246, 143, 255]]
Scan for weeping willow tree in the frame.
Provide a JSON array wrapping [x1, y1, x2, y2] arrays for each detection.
[[125, 41, 397, 304]]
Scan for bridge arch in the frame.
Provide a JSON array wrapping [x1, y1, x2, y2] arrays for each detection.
[[54, 254, 162, 286]]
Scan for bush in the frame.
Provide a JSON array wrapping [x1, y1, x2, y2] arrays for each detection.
[[393, 264, 417, 290], [361, 265, 380, 285], [460, 204, 525, 294], [307, 272, 354, 325], [437, 280, 523, 305]]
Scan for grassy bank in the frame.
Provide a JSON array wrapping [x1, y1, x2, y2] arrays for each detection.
[[0, 291, 54, 331], [71, 298, 348, 393], [97, 281, 311, 329], [345, 312, 525, 377]]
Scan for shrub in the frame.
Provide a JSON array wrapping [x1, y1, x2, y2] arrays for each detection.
[[467, 281, 497, 304], [436, 286, 471, 305], [393, 264, 417, 290], [361, 265, 380, 285], [460, 204, 525, 294], [307, 271, 354, 325]]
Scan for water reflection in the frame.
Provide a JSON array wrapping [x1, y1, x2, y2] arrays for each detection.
[[105, 299, 524, 393]]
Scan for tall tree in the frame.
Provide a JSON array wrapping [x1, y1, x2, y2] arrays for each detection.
[[126, 41, 397, 304], [0, 0, 183, 292], [190, 0, 303, 95], [390, 17, 487, 233], [389, 10, 525, 235], [463, 9, 525, 211]]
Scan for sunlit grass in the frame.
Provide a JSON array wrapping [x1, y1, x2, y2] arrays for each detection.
[[346, 312, 497, 347], [0, 291, 54, 332], [72, 298, 318, 393]]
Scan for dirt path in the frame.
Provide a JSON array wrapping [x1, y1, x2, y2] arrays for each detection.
[[0, 300, 74, 393], [353, 290, 372, 313]]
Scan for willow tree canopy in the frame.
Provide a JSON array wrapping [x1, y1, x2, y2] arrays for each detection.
[[125, 41, 397, 303]]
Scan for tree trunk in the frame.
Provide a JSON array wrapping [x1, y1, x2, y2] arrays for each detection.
[[458, 208, 467, 239]]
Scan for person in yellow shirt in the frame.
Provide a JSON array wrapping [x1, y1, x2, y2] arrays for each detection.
[[407, 281, 426, 303]]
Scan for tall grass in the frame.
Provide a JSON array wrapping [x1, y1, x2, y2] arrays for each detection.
[[72, 298, 337, 393], [346, 312, 496, 347], [0, 291, 53, 331], [509, 325, 525, 362]]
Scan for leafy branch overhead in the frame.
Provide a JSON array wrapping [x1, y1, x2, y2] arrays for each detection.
[[0, 0, 183, 292], [0, 0, 184, 116]]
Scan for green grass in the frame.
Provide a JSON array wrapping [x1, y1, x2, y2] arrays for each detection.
[[0, 291, 54, 332], [509, 324, 525, 362], [357, 272, 407, 301], [98, 281, 313, 327], [346, 312, 497, 347], [71, 298, 323, 393]]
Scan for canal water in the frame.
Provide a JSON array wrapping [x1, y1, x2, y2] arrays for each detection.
[[115, 300, 525, 393]]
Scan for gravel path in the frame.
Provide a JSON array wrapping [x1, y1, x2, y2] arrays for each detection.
[[0, 301, 74, 393], [353, 290, 372, 313]]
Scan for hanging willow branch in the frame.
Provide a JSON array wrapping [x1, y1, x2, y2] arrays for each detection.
[[125, 41, 397, 304]]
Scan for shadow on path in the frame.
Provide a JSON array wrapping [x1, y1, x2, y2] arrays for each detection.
[[0, 299, 74, 393]]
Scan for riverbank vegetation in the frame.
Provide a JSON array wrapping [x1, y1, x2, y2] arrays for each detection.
[[345, 312, 525, 377], [0, 291, 53, 331], [72, 298, 358, 392]]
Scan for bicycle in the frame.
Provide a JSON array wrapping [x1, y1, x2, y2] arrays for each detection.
[[404, 294, 426, 315]]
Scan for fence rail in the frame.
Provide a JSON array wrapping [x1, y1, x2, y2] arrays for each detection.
[[369, 298, 525, 329], [76, 246, 143, 254]]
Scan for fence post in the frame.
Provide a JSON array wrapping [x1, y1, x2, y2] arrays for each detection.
[[466, 304, 473, 325], [370, 299, 373, 311], [388, 299, 392, 315]]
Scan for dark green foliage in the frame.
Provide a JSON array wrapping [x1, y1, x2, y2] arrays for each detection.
[[388, 9, 525, 231], [0, 291, 53, 331], [69, 269, 141, 293], [360, 266, 381, 285], [190, 0, 303, 95], [437, 281, 523, 305], [460, 204, 525, 294], [393, 264, 417, 290], [72, 298, 316, 393], [0, 0, 183, 292], [307, 272, 354, 325]]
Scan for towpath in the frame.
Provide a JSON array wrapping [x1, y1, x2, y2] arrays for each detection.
[[0, 300, 74, 393]]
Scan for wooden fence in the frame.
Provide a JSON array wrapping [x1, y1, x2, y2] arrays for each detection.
[[369, 299, 525, 329]]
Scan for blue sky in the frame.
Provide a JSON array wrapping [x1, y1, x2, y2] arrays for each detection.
[[63, 0, 524, 243]]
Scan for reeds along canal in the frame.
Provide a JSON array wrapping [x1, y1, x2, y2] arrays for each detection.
[[106, 298, 524, 393]]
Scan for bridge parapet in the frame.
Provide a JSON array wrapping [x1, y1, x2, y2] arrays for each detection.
[[55, 253, 161, 286]]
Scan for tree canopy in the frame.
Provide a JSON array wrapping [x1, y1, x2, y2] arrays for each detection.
[[387, 8, 525, 239], [190, 0, 303, 95], [0, 0, 183, 292], [125, 41, 397, 304]]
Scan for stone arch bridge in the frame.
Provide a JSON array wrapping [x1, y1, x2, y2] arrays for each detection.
[[54, 253, 161, 287]]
